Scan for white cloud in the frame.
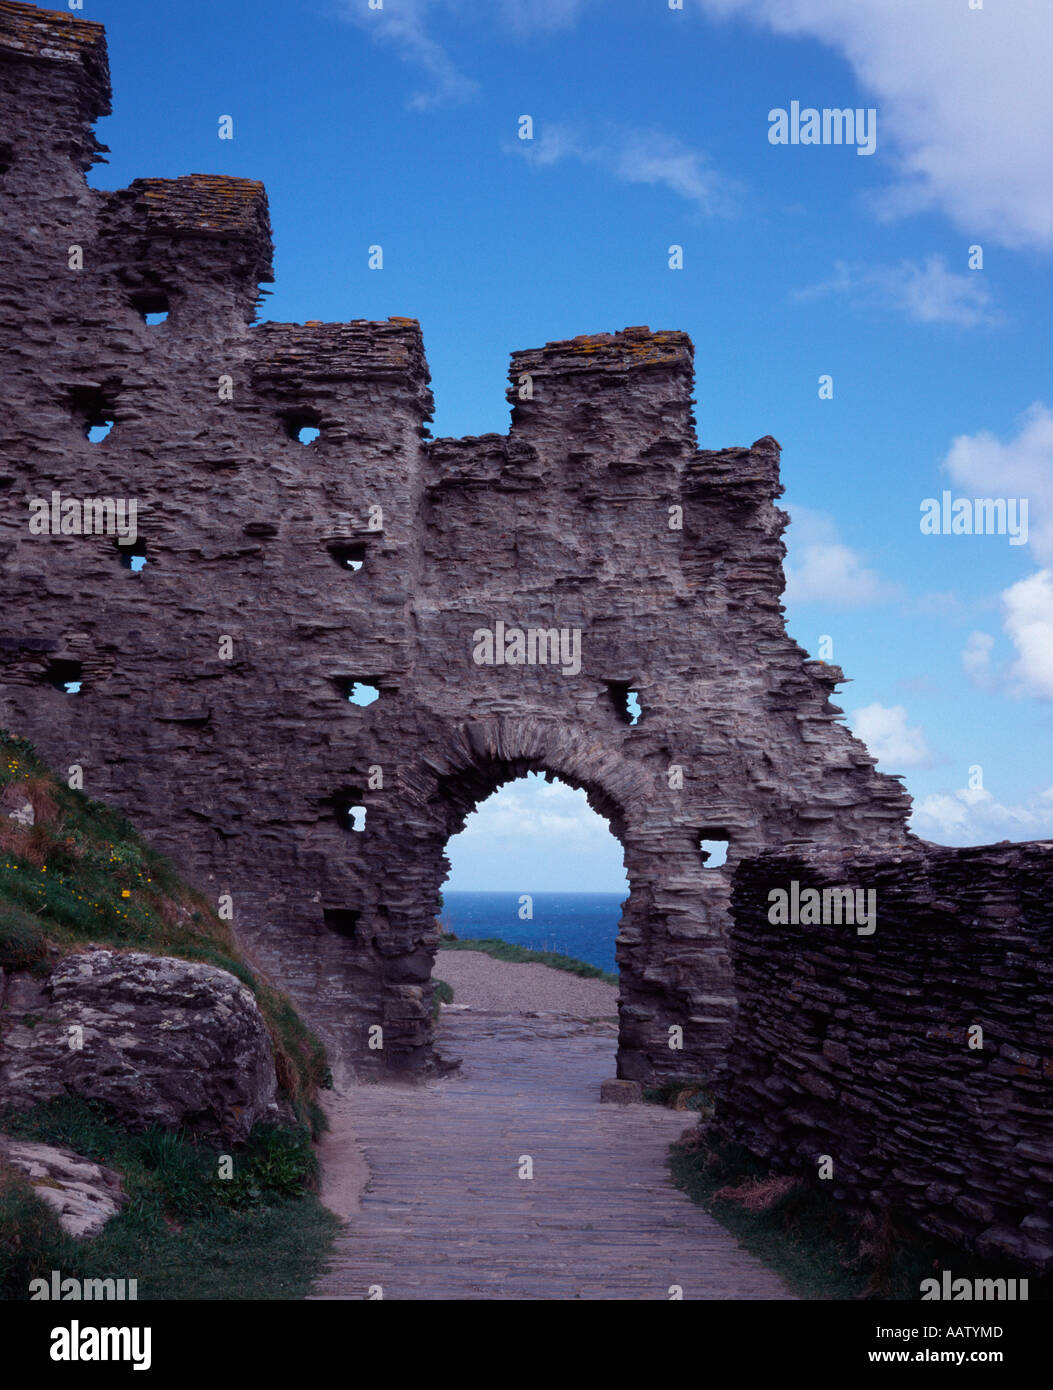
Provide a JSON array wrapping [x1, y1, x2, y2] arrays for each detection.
[[783, 506, 899, 606], [453, 774, 615, 843], [342, 0, 479, 110], [943, 405, 1053, 565], [937, 411, 1053, 700], [850, 702, 934, 770], [795, 256, 1001, 328], [513, 123, 737, 215], [1003, 569, 1053, 700], [958, 573, 1053, 701], [693, 0, 1053, 252], [911, 783, 1053, 846], [962, 630, 995, 687], [445, 773, 628, 891], [342, 0, 594, 109]]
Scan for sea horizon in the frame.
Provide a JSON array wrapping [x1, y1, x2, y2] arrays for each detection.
[[439, 889, 626, 974]]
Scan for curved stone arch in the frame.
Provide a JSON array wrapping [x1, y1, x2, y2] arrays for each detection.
[[371, 717, 725, 1081]]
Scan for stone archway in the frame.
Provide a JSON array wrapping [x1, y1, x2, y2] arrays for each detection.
[[357, 717, 752, 1084]]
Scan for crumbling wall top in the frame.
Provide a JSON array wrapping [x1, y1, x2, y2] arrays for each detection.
[[0, 0, 109, 117], [511, 326, 693, 377], [251, 318, 433, 402], [124, 175, 269, 239]]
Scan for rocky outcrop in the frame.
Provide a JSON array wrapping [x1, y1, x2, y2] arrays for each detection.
[[0, 950, 279, 1142], [715, 841, 1053, 1272], [0, 1136, 124, 1238]]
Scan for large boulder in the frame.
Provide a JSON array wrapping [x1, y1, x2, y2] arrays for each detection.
[[0, 949, 279, 1142]]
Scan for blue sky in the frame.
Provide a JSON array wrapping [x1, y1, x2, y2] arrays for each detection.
[[78, 0, 1053, 888]]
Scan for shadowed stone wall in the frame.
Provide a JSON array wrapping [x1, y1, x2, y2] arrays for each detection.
[[0, 2, 914, 1082], [718, 843, 1053, 1271]]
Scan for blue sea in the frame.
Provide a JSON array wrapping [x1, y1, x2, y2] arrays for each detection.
[[440, 891, 625, 974]]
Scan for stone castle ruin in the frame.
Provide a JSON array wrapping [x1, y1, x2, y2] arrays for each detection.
[[1, 2, 1049, 1269]]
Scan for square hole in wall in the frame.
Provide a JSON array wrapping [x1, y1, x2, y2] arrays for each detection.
[[116, 538, 147, 571], [330, 787, 367, 832], [606, 682, 641, 725], [337, 679, 380, 707], [71, 385, 118, 443], [131, 291, 170, 324], [699, 832, 730, 869], [46, 658, 83, 693], [323, 908, 361, 939], [282, 411, 322, 445], [328, 542, 366, 572]]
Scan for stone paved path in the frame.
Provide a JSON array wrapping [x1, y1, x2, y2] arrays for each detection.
[[312, 1012, 794, 1301]]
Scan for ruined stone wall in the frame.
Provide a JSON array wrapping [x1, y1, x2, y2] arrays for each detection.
[[0, 2, 914, 1081], [716, 843, 1053, 1271]]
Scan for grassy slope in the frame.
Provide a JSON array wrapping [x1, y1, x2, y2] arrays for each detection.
[[0, 729, 338, 1300], [439, 934, 618, 986]]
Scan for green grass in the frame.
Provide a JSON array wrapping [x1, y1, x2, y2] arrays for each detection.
[[0, 729, 330, 1132], [438, 935, 618, 985], [0, 1097, 339, 1301], [0, 730, 340, 1299], [667, 1122, 1052, 1301], [432, 977, 454, 1018]]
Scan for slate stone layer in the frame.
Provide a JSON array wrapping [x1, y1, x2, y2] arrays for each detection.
[[719, 844, 1053, 1271]]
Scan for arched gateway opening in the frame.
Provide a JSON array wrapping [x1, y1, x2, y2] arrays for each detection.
[[332, 716, 752, 1088], [439, 770, 627, 969], [434, 770, 628, 1059]]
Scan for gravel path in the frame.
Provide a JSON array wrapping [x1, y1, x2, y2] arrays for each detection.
[[433, 947, 618, 1017]]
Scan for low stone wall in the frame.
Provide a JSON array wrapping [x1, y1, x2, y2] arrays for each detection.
[[714, 841, 1053, 1272]]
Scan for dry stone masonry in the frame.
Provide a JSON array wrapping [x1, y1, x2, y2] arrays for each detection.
[[0, 0, 928, 1084], [1, 9, 1049, 1277], [717, 842, 1053, 1272]]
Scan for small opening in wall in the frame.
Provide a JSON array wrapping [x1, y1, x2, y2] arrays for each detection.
[[607, 682, 641, 726], [699, 833, 730, 869], [338, 680, 380, 707], [323, 908, 361, 939], [46, 658, 83, 694], [283, 411, 322, 445], [0, 145, 13, 177], [329, 542, 366, 572], [330, 787, 367, 833], [131, 291, 170, 325], [72, 386, 119, 443], [116, 538, 147, 572]]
